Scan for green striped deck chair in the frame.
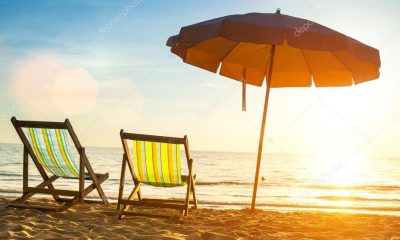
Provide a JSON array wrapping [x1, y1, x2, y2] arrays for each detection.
[[8, 117, 109, 212], [118, 130, 198, 218]]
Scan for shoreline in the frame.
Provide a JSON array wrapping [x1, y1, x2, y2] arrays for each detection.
[[1, 197, 400, 239], [2, 192, 400, 216]]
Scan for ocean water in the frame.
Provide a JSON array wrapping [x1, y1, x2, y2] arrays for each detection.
[[1, 143, 400, 215]]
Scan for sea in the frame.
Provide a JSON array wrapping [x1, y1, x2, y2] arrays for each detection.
[[1, 143, 400, 215]]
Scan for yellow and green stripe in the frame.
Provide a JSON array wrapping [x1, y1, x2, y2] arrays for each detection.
[[42, 129, 67, 176], [152, 142, 161, 186], [25, 128, 80, 178], [28, 128, 53, 174], [55, 129, 79, 177], [127, 140, 184, 187], [135, 140, 146, 181]]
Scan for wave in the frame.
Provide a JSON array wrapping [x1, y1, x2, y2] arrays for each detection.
[[0, 172, 21, 177], [310, 185, 400, 191], [196, 181, 253, 186], [1, 175, 399, 193], [195, 181, 400, 192], [197, 200, 400, 212], [0, 188, 21, 194], [317, 195, 400, 203], [196, 180, 300, 186]]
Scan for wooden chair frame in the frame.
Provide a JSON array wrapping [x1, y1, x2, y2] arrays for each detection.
[[7, 117, 109, 211], [117, 130, 198, 219]]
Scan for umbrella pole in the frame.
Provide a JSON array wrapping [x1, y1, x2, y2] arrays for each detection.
[[251, 45, 276, 210]]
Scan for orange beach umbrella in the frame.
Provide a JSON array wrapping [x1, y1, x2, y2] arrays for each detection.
[[166, 9, 380, 209]]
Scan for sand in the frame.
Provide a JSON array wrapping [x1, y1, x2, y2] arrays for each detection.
[[1, 197, 400, 239]]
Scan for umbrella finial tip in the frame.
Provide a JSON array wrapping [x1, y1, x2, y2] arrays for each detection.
[[276, 8, 281, 14]]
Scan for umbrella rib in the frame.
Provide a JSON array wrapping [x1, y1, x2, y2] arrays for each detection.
[[330, 51, 355, 83], [262, 47, 273, 81], [218, 41, 240, 69], [299, 48, 313, 82]]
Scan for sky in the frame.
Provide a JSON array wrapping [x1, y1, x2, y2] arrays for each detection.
[[0, 0, 400, 159]]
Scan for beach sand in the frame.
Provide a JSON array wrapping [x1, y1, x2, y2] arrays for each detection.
[[1, 197, 400, 239]]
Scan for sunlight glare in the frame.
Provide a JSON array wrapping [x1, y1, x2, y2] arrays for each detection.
[[312, 152, 369, 187]]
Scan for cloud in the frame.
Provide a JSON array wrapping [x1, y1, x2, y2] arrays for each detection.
[[10, 52, 99, 116]]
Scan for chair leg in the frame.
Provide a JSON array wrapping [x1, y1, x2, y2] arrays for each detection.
[[8, 175, 69, 212], [83, 154, 109, 205], [16, 175, 59, 204], [119, 183, 141, 220], [191, 176, 198, 209], [60, 173, 108, 212], [184, 159, 194, 216], [117, 155, 127, 212], [137, 188, 143, 201], [94, 177, 108, 204], [184, 178, 191, 216], [79, 151, 85, 203], [124, 184, 142, 212], [58, 196, 80, 212]]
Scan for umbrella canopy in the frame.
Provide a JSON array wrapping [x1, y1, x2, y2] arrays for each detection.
[[167, 10, 380, 87], [167, 9, 381, 209]]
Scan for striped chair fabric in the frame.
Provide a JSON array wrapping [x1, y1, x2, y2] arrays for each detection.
[[24, 128, 79, 178], [125, 139, 185, 187]]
